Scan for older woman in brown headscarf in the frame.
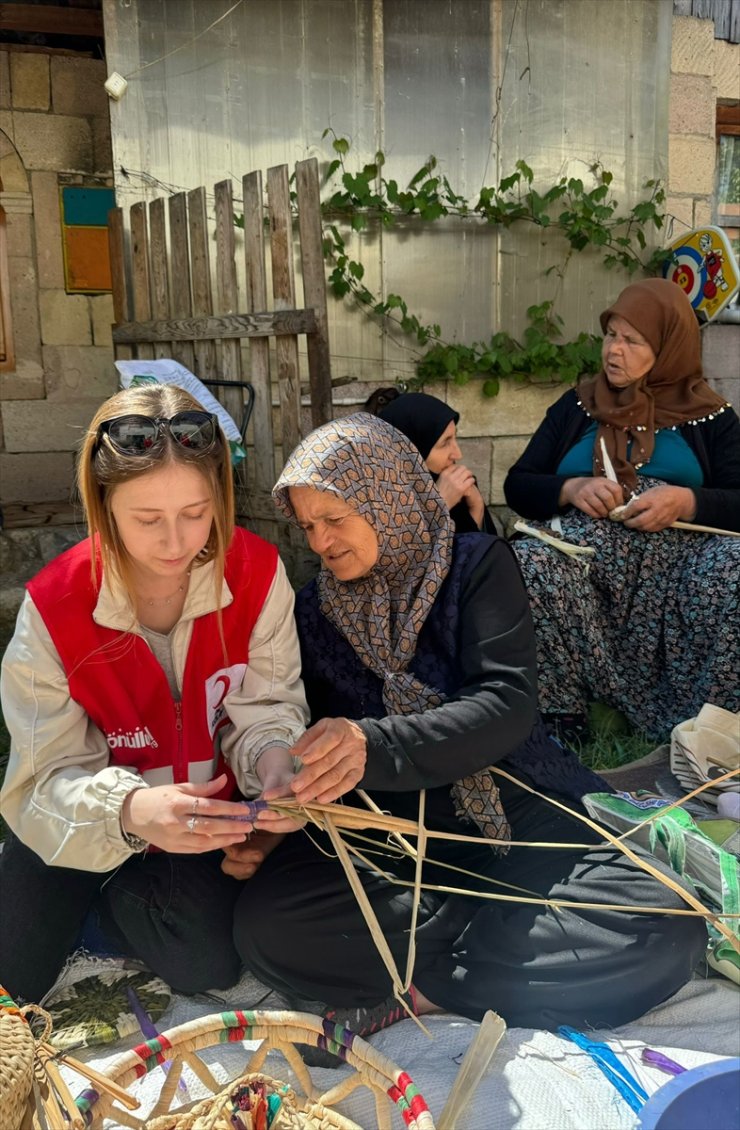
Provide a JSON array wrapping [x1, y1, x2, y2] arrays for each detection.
[[504, 278, 740, 740]]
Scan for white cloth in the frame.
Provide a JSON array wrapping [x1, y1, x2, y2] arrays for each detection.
[[114, 359, 243, 444], [57, 963, 739, 1130]]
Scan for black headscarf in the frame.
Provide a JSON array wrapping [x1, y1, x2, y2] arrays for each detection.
[[379, 393, 497, 535], [379, 393, 460, 460]]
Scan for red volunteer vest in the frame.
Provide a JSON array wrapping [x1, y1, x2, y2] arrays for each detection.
[[27, 527, 278, 799]]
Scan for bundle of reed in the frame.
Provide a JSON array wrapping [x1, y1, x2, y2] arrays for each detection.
[[0, 996, 138, 1130], [257, 771, 740, 1030], [255, 761, 740, 1008]]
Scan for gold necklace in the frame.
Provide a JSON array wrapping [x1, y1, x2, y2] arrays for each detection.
[[140, 573, 191, 607]]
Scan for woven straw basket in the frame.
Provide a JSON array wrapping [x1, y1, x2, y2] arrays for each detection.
[[75, 1009, 436, 1130], [0, 989, 35, 1130]]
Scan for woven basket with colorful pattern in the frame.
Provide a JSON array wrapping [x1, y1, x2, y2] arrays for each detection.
[[75, 1009, 435, 1129]]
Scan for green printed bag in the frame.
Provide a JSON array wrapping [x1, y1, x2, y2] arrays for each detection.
[[583, 791, 739, 984]]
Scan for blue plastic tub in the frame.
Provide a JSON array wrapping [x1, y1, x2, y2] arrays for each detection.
[[639, 1058, 740, 1130]]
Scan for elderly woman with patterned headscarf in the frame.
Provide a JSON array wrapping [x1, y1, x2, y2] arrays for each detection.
[[227, 413, 705, 1044], [504, 278, 740, 741]]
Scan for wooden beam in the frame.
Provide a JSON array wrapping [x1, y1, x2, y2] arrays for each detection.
[[0, 4, 104, 38], [296, 157, 333, 428], [111, 309, 317, 345]]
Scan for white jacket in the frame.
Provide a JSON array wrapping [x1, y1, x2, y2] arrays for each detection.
[[0, 557, 308, 870]]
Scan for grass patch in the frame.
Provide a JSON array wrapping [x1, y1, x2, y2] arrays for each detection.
[[577, 702, 662, 772]]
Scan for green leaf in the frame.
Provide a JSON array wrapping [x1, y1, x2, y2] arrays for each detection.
[[421, 202, 445, 221], [348, 260, 365, 279], [499, 173, 520, 193], [632, 201, 656, 222], [516, 159, 534, 182], [332, 137, 350, 155], [483, 377, 500, 397]]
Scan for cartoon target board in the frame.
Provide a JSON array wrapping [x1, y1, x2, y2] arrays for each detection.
[[663, 225, 739, 322]]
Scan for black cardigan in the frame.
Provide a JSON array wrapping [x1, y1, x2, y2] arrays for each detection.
[[503, 388, 740, 532]]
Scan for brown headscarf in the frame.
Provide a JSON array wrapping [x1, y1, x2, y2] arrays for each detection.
[[578, 278, 729, 498]]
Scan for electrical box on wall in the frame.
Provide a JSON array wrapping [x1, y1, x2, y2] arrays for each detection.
[[59, 185, 116, 294]]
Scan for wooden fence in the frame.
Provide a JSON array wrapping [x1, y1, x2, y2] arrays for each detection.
[[108, 157, 332, 542]]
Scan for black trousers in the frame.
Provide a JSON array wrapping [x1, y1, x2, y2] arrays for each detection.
[[0, 834, 243, 1002], [233, 784, 708, 1031]]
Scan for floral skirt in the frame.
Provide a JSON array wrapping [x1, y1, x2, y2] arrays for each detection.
[[511, 494, 740, 739]]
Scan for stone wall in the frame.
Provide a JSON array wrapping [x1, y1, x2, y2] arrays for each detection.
[[0, 48, 117, 509], [668, 16, 739, 235]]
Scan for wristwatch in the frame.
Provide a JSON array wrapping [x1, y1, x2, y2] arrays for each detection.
[[121, 826, 148, 852]]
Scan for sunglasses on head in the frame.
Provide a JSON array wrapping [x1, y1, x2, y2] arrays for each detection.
[[95, 411, 219, 456]]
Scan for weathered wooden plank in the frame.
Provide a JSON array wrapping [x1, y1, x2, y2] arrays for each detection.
[[2, 501, 82, 529], [108, 208, 130, 322], [108, 207, 132, 362], [130, 201, 154, 361], [267, 164, 302, 460], [168, 192, 195, 372], [112, 309, 316, 345], [214, 179, 243, 427], [233, 487, 285, 523], [0, 3, 103, 37], [295, 158, 333, 427], [148, 197, 171, 360], [188, 186, 218, 383], [243, 169, 275, 497]]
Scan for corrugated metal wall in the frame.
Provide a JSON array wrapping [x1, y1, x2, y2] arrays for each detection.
[[102, 0, 672, 385]]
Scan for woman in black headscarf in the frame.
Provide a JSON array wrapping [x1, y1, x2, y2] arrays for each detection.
[[374, 391, 497, 533]]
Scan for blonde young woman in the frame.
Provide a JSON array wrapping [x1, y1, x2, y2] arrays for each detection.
[[0, 384, 307, 1002]]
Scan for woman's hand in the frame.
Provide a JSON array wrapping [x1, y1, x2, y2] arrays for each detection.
[[121, 774, 250, 854], [559, 476, 625, 518], [220, 829, 285, 880], [462, 481, 486, 528], [436, 464, 476, 510], [251, 746, 306, 834], [621, 485, 697, 532], [266, 718, 367, 806]]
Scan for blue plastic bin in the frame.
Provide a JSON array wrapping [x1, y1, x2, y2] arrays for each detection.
[[639, 1058, 740, 1130]]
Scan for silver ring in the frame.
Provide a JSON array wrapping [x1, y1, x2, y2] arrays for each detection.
[[187, 815, 197, 833]]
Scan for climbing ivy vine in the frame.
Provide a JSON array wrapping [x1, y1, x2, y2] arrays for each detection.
[[238, 131, 669, 395]]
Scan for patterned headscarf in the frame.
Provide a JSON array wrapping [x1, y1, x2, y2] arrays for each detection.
[[274, 413, 511, 850], [273, 413, 454, 715], [579, 278, 729, 499]]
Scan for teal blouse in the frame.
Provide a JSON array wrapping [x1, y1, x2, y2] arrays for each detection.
[[556, 421, 704, 488]]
